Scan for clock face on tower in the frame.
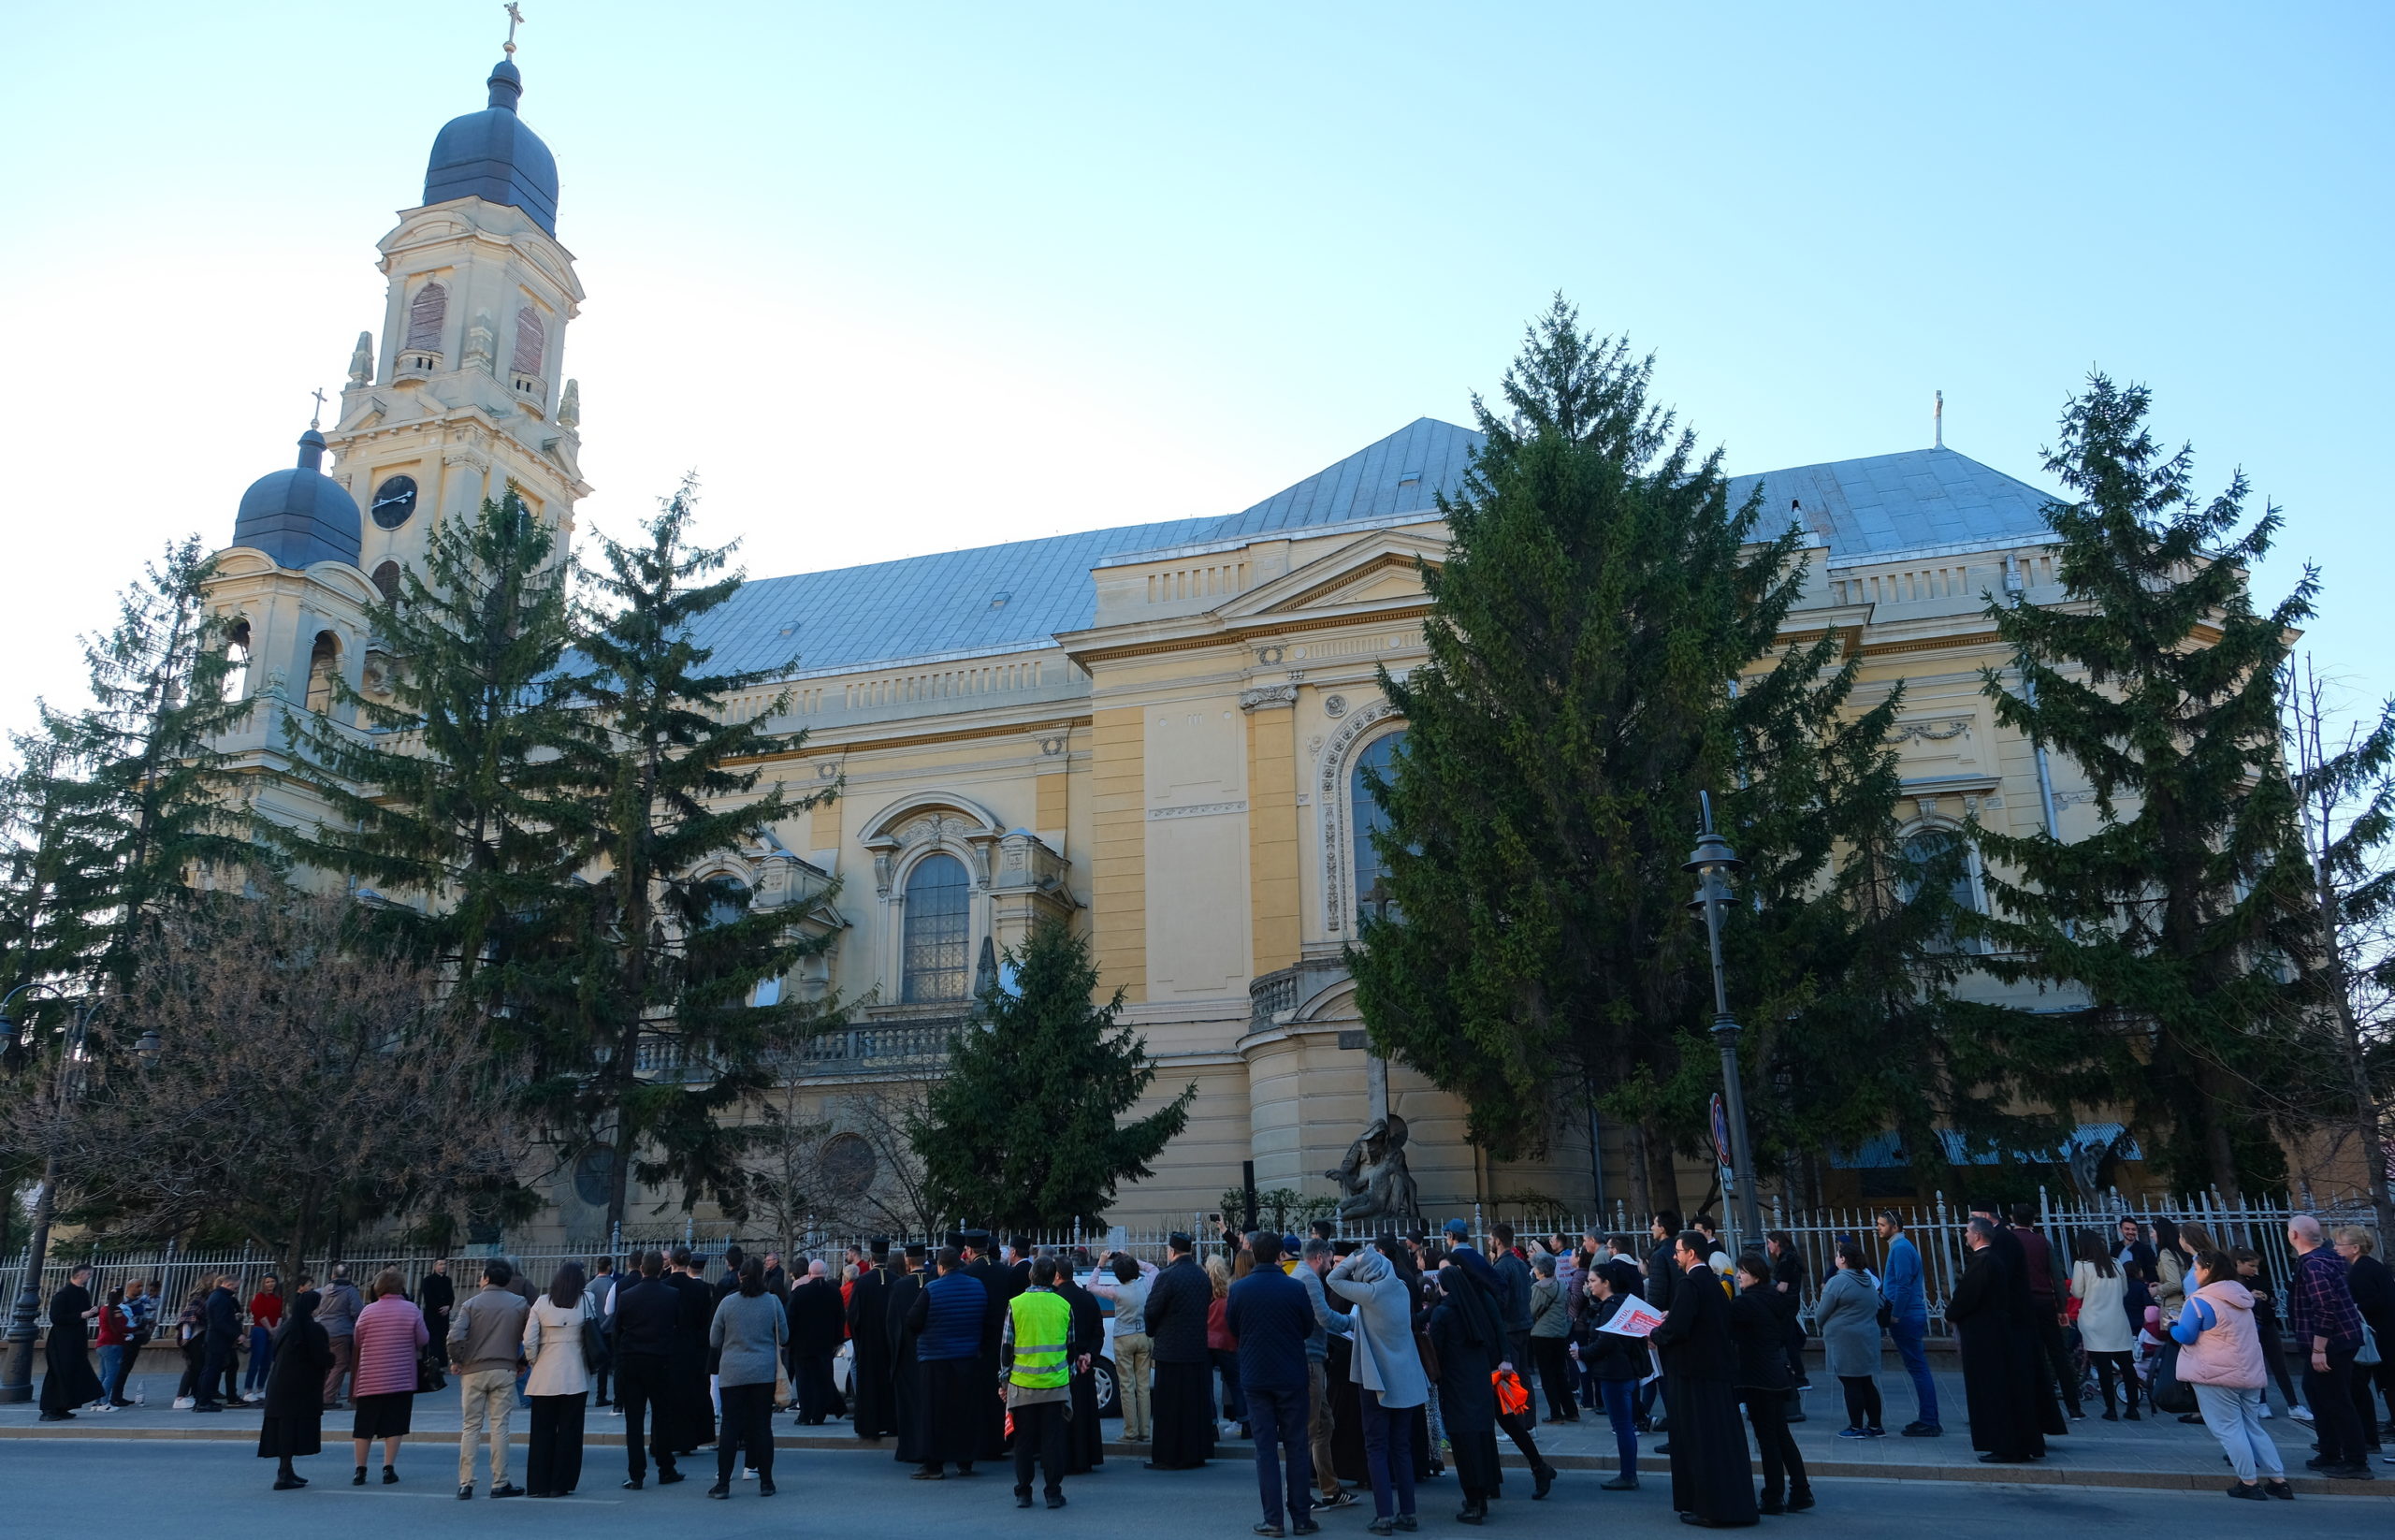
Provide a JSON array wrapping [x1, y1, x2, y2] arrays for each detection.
[[370, 475, 419, 530]]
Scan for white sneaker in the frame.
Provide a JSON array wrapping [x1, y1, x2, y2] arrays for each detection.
[[243, 1391, 264, 1403], [611, 1406, 624, 1417], [743, 1467, 757, 1480], [2290, 1405, 2315, 1422], [172, 1396, 196, 1410], [2257, 1404, 2272, 1419]]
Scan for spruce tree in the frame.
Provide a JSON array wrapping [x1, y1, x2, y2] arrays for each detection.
[[1347, 299, 1960, 1201], [278, 490, 588, 1023], [909, 921, 1194, 1230], [1977, 375, 2316, 1197], [551, 480, 840, 1232]]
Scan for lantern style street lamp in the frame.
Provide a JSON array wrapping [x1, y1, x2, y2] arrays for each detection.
[[1684, 792, 1764, 1256]]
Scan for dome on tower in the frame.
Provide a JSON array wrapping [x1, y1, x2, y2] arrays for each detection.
[[233, 427, 362, 570], [423, 58, 559, 235]]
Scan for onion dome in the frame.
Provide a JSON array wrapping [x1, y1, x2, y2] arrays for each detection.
[[232, 426, 362, 569], [423, 58, 559, 235]]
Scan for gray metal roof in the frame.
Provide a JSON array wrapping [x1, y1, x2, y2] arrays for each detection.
[[688, 422, 2059, 681], [231, 428, 362, 571], [424, 59, 559, 236]]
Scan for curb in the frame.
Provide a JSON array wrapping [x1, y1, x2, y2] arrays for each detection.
[[4, 1423, 2384, 1499]]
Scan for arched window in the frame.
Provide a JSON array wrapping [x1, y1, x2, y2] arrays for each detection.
[[1898, 825, 1982, 951], [1351, 730, 1406, 926], [511, 306, 545, 377], [405, 282, 447, 352], [304, 631, 341, 714], [371, 560, 401, 602], [900, 852, 971, 1003]]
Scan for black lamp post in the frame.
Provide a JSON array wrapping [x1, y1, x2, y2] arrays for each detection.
[[0, 987, 119, 1404], [1684, 792, 1764, 1257]]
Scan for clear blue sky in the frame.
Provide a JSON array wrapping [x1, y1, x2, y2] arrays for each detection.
[[3, 2, 2388, 734]]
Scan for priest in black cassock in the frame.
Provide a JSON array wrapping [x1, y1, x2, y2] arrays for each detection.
[[1647, 1232, 1758, 1529], [1141, 1232, 1217, 1469], [667, 1248, 717, 1452], [961, 1229, 1014, 1460], [1054, 1252, 1107, 1474], [1948, 1217, 2046, 1462], [846, 1239, 898, 1439], [38, 1263, 103, 1420], [887, 1243, 931, 1466], [1966, 1200, 2066, 1442]]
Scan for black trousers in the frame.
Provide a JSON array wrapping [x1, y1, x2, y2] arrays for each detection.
[[1837, 1373, 1882, 1431], [2304, 1343, 2368, 1467], [1011, 1399, 1067, 1497], [1743, 1388, 1809, 1502], [526, 1391, 587, 1495], [718, 1382, 775, 1484], [1530, 1338, 1576, 1420], [2251, 1309, 2300, 1411], [795, 1352, 839, 1424], [616, 1354, 678, 1479], [2029, 1309, 2082, 1414], [197, 1340, 235, 1406], [1496, 1406, 1552, 1476], [2089, 1350, 2138, 1413]]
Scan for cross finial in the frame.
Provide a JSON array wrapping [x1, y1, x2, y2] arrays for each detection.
[[309, 386, 329, 429], [503, 3, 526, 56]]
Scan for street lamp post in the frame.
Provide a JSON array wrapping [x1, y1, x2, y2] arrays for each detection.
[[0, 986, 117, 1404], [1684, 792, 1764, 1257]]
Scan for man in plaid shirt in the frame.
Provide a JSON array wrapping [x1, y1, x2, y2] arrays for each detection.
[[2286, 1215, 2374, 1478]]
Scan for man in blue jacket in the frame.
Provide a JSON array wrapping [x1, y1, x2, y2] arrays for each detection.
[[1227, 1232, 1316, 1538], [1875, 1211, 1939, 1436], [904, 1247, 989, 1480]]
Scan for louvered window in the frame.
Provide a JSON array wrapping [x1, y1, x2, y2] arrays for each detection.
[[405, 282, 447, 351]]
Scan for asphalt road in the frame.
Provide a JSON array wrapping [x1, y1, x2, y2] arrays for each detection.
[[3, 1439, 2384, 1536]]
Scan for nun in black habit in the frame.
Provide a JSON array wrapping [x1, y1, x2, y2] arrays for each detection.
[[1647, 1235, 1758, 1529], [257, 1289, 336, 1489], [1427, 1262, 1504, 1523]]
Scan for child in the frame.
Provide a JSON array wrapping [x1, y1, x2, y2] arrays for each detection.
[[2229, 1247, 2305, 1420]]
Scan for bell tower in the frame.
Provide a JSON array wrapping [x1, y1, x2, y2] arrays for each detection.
[[325, 45, 588, 599]]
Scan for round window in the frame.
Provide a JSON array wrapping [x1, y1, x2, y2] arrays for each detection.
[[820, 1133, 876, 1199]]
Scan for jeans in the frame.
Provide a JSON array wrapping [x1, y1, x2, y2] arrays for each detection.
[[2304, 1342, 2369, 1467], [1306, 1360, 1343, 1497], [1357, 1389, 1417, 1518], [1598, 1377, 1637, 1475], [1243, 1382, 1313, 1529], [1114, 1331, 1154, 1440], [244, 1325, 274, 1392], [97, 1345, 123, 1402], [1214, 1348, 1246, 1424], [457, 1368, 516, 1488], [2192, 1383, 2284, 1483], [1887, 1316, 1938, 1427], [717, 1382, 773, 1486]]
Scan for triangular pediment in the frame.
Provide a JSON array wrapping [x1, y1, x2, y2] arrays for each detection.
[[1218, 529, 1447, 619]]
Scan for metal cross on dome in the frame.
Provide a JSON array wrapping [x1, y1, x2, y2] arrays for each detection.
[[503, 3, 526, 56], [308, 386, 328, 429]]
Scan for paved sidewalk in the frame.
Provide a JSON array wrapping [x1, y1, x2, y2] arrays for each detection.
[[9, 1362, 2388, 1499]]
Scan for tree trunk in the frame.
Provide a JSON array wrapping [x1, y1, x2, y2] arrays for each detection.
[[1641, 1118, 1680, 1220], [1625, 1122, 1653, 1221]]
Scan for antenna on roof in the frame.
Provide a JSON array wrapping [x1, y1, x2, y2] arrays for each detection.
[[1934, 389, 1944, 450]]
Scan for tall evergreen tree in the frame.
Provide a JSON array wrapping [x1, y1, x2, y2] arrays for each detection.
[[1348, 299, 1959, 1203], [1977, 375, 2316, 1198], [909, 922, 1194, 1231], [278, 490, 588, 1023], [550, 481, 839, 1233]]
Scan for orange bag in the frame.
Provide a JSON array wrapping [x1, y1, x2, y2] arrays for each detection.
[[1492, 1367, 1529, 1417]]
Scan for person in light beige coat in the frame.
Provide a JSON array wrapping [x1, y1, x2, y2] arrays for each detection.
[[520, 1263, 594, 1498]]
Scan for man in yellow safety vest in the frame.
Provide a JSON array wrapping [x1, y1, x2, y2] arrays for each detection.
[[1004, 1256, 1087, 1508]]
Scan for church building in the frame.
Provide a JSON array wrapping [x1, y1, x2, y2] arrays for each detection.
[[204, 51, 2098, 1236]]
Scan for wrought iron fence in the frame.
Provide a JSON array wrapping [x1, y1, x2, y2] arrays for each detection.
[[7, 1186, 2376, 1345]]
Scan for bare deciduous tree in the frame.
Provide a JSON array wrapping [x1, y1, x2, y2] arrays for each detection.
[[7, 887, 527, 1285]]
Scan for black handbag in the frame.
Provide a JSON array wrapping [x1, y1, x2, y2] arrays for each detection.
[[2149, 1341, 2195, 1415], [580, 1311, 609, 1372]]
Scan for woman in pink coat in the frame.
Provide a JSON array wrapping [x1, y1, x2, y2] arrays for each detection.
[[349, 1270, 429, 1487], [2168, 1250, 2291, 1501]]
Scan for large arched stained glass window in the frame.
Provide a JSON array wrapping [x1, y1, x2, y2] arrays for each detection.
[[901, 852, 972, 1003], [1352, 731, 1406, 927]]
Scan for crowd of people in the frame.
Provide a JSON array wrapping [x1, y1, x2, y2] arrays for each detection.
[[30, 1205, 2395, 1520]]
